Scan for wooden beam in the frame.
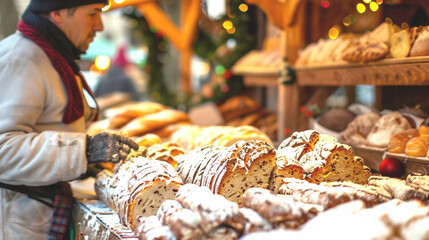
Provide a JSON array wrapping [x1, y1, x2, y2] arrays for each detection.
[[136, 3, 186, 52], [106, 0, 157, 10]]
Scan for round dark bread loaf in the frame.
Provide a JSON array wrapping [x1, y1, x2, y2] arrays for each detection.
[[318, 108, 355, 132]]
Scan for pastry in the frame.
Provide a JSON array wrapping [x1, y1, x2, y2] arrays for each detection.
[[418, 118, 429, 136], [405, 136, 428, 157], [388, 132, 412, 154]]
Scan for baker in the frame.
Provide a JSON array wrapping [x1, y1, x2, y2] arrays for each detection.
[[0, 0, 139, 239]]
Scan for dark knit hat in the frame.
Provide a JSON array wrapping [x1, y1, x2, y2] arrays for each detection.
[[27, 0, 108, 13]]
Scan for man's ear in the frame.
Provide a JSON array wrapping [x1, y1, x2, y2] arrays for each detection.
[[48, 10, 65, 23]]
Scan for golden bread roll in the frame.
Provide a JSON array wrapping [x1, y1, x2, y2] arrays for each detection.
[[121, 109, 190, 137], [219, 96, 261, 122], [405, 137, 428, 157], [152, 121, 192, 139], [418, 118, 429, 136], [388, 132, 411, 154], [134, 133, 162, 147], [108, 102, 166, 129]]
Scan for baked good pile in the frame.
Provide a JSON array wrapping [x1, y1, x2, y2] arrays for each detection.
[[92, 129, 429, 239]]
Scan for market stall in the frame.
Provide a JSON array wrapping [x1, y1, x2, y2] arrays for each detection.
[[28, 0, 429, 239]]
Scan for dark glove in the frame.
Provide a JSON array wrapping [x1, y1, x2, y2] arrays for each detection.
[[86, 132, 139, 164]]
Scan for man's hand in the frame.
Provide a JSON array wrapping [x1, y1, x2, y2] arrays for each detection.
[[86, 132, 139, 164]]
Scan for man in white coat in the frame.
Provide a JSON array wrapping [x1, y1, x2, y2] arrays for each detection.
[[0, 0, 139, 239]]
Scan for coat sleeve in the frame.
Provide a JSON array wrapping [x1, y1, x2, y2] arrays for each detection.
[[0, 53, 88, 186]]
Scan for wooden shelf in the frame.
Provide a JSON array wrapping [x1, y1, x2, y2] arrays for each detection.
[[295, 56, 429, 86], [353, 145, 429, 176]]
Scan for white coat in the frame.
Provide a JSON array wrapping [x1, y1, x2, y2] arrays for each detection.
[[0, 32, 97, 239]]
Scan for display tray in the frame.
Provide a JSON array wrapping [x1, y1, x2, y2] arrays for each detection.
[[73, 199, 137, 240], [294, 56, 429, 86], [353, 145, 429, 176]]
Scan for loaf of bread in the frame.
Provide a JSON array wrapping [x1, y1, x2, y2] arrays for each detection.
[[134, 215, 176, 240], [278, 178, 378, 209], [121, 109, 190, 137], [163, 207, 204, 240], [94, 157, 183, 229], [410, 26, 429, 57], [366, 111, 411, 148], [242, 188, 309, 229], [278, 130, 319, 159], [175, 184, 244, 233], [365, 21, 401, 45], [177, 140, 276, 205], [169, 125, 273, 151], [341, 40, 389, 63], [107, 101, 167, 129], [318, 108, 355, 132], [341, 112, 380, 146], [367, 176, 429, 201], [406, 173, 429, 194], [239, 208, 273, 234], [219, 96, 261, 122], [301, 199, 429, 239], [390, 29, 412, 58], [269, 149, 303, 193], [279, 130, 371, 184], [152, 121, 192, 139]]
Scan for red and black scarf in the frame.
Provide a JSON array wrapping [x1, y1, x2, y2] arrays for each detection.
[[19, 9, 99, 124]]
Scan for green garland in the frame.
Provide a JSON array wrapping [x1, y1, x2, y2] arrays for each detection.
[[194, 0, 255, 104], [124, 9, 177, 107]]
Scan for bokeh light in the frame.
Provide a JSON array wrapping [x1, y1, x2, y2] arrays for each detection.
[[223, 20, 233, 30], [376, 0, 383, 4], [215, 65, 226, 75], [356, 3, 366, 14], [114, 0, 125, 3], [239, 3, 248, 12], [369, 1, 379, 11], [328, 25, 341, 39], [363, 0, 371, 3], [227, 27, 236, 34], [320, 0, 330, 8], [95, 55, 110, 70]]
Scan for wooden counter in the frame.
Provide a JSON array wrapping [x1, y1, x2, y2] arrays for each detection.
[[72, 199, 137, 240]]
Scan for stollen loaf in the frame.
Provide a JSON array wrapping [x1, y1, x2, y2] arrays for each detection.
[[177, 140, 276, 205], [279, 130, 371, 184], [94, 157, 183, 229]]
